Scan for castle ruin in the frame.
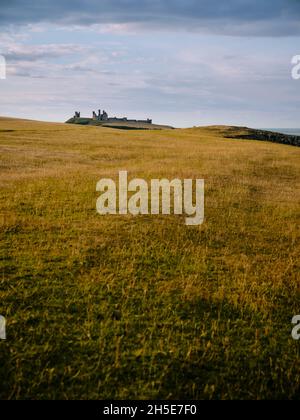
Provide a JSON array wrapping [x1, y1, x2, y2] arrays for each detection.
[[73, 109, 152, 125]]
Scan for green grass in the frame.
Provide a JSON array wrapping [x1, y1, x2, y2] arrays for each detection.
[[0, 117, 299, 399]]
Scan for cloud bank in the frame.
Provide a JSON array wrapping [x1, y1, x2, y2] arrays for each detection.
[[1, 0, 300, 36]]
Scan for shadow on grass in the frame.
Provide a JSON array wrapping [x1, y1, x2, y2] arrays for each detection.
[[0, 290, 299, 400]]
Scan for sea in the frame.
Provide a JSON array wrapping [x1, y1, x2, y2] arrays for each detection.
[[262, 128, 300, 136]]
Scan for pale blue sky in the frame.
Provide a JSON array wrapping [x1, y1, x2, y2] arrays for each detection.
[[0, 1, 299, 127]]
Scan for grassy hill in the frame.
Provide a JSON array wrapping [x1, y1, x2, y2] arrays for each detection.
[[66, 116, 174, 130], [0, 117, 299, 399]]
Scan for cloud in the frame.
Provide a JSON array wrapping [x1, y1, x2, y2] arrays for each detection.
[[4, 44, 86, 62], [1, 41, 121, 78], [0, 0, 300, 36]]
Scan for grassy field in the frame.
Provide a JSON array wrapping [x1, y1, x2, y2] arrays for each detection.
[[0, 117, 299, 399]]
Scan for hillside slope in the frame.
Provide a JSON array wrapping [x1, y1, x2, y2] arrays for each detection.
[[0, 118, 299, 399], [66, 116, 174, 130]]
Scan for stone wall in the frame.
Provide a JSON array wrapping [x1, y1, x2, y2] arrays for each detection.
[[225, 128, 300, 147]]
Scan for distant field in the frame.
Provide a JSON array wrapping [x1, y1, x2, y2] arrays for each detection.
[[0, 117, 299, 399], [66, 117, 173, 130]]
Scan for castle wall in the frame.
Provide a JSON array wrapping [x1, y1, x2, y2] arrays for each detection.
[[75, 110, 152, 124]]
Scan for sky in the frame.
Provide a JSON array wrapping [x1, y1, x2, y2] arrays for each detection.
[[0, 0, 300, 128]]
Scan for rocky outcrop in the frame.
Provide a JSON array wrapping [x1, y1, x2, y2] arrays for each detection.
[[224, 127, 300, 147]]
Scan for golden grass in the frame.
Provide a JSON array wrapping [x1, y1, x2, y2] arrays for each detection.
[[0, 117, 299, 399]]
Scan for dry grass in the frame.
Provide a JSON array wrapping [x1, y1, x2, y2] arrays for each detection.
[[0, 117, 299, 399]]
